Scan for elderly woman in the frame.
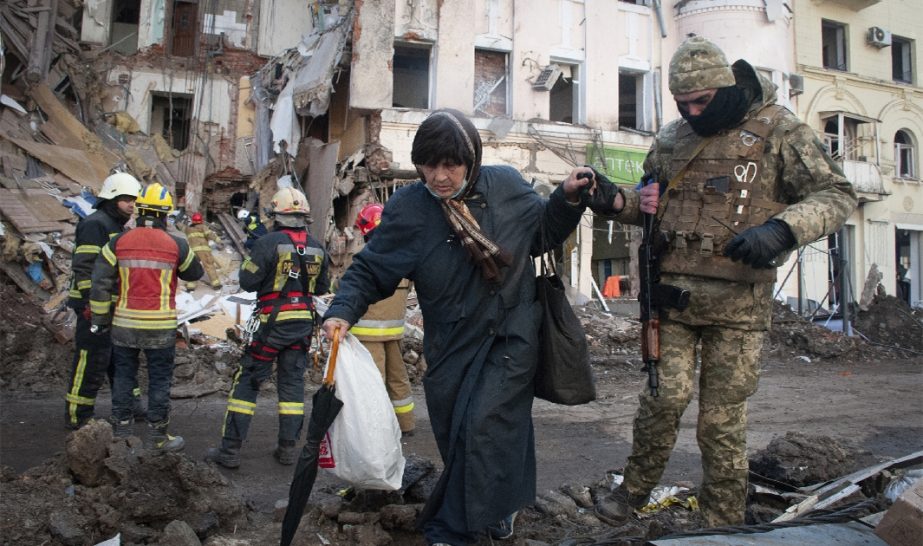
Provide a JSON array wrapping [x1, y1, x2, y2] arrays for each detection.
[[322, 109, 613, 545]]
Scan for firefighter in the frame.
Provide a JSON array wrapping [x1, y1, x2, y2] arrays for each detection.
[[237, 209, 268, 250], [183, 212, 223, 290], [206, 187, 329, 468], [349, 203, 415, 435], [89, 183, 204, 453], [64, 172, 145, 430]]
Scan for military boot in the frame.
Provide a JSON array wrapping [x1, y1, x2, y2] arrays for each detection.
[[205, 442, 242, 469], [111, 417, 134, 438], [594, 487, 649, 526], [273, 440, 297, 465], [145, 421, 185, 453]]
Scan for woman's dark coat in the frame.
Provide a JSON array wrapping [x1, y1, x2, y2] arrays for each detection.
[[325, 165, 585, 532]]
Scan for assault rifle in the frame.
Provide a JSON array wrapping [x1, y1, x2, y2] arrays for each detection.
[[639, 175, 690, 397]]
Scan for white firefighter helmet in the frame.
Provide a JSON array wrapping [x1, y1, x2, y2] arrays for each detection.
[[98, 172, 142, 202], [270, 187, 310, 216], [237, 209, 251, 221]]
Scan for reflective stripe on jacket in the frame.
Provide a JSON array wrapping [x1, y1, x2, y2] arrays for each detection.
[[351, 279, 411, 342], [67, 209, 125, 308], [90, 226, 204, 348], [239, 228, 330, 328]]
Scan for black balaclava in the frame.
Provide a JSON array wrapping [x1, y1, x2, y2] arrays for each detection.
[[99, 198, 132, 226], [680, 85, 751, 137]]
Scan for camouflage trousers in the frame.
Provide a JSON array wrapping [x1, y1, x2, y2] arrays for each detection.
[[622, 319, 764, 527]]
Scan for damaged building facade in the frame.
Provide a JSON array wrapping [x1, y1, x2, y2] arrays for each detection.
[[1, 0, 920, 335]]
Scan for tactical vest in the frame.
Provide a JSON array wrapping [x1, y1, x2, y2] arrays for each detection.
[[658, 104, 788, 283]]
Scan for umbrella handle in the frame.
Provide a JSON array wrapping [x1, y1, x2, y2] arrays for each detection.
[[323, 328, 341, 385]]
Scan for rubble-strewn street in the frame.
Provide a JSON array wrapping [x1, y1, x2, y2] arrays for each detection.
[[2, 286, 921, 545]]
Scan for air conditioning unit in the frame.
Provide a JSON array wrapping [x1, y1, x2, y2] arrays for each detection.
[[532, 65, 562, 91], [867, 26, 892, 48], [788, 73, 804, 97]]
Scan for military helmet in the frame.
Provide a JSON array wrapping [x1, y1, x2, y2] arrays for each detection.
[[98, 172, 142, 202], [270, 187, 310, 216], [668, 36, 736, 95], [137, 182, 174, 215]]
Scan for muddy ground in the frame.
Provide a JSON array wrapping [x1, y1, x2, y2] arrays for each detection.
[[1, 283, 922, 545]]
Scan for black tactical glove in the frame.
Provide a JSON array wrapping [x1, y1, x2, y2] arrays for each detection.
[[579, 166, 623, 216], [724, 219, 796, 269]]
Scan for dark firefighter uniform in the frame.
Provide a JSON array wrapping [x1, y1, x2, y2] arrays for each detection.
[[217, 227, 329, 464], [65, 205, 140, 428]]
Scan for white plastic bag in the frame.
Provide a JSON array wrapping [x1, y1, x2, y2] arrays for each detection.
[[318, 333, 405, 490]]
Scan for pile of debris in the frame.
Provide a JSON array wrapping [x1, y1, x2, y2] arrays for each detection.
[[3, 422, 919, 545]]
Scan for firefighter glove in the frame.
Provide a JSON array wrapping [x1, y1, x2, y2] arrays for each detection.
[[724, 218, 796, 269]]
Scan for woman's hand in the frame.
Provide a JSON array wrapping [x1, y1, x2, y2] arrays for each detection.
[[562, 166, 595, 203], [322, 318, 350, 341]]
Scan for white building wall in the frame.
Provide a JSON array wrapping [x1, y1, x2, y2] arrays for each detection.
[[791, 0, 923, 307], [107, 68, 234, 135], [256, 0, 315, 57]]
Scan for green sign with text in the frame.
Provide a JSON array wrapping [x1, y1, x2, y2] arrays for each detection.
[[586, 146, 648, 185]]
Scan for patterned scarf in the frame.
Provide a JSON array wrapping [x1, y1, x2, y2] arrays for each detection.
[[428, 110, 511, 284], [442, 198, 512, 284]]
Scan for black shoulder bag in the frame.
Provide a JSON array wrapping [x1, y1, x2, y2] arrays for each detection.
[[534, 228, 596, 405]]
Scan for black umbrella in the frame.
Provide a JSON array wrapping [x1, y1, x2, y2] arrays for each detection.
[[281, 331, 344, 546]]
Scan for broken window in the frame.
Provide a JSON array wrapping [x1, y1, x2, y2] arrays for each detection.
[[474, 49, 509, 117], [822, 20, 848, 71], [822, 117, 862, 161], [549, 62, 579, 124], [151, 93, 193, 151], [895, 130, 917, 179], [171, 0, 199, 57], [110, 0, 141, 55], [393, 44, 432, 109], [892, 36, 913, 83]]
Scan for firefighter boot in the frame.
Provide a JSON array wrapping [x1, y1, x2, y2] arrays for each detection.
[[145, 421, 185, 453], [205, 441, 242, 469], [594, 487, 649, 526], [110, 417, 134, 438], [274, 440, 297, 465]]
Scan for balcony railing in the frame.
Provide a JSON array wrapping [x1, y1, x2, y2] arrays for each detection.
[[842, 159, 886, 198]]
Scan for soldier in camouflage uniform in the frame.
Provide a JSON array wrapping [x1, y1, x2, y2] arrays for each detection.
[[585, 37, 857, 527]]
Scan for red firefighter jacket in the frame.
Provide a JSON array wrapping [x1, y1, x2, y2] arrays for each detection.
[[89, 224, 203, 349]]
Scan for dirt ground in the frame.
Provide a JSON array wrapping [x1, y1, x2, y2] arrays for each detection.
[[1, 284, 922, 545]]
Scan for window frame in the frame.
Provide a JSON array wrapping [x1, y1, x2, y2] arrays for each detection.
[[392, 42, 433, 110], [892, 36, 914, 84], [895, 130, 918, 180], [821, 19, 849, 72]]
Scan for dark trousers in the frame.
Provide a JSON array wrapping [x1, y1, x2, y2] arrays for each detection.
[[65, 311, 112, 426], [112, 345, 175, 424], [221, 342, 307, 449]]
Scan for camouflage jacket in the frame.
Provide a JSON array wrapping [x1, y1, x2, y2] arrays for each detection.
[[615, 59, 857, 329]]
